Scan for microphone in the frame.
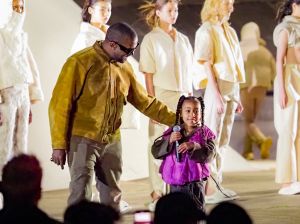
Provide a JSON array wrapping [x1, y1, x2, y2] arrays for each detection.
[[173, 125, 181, 162]]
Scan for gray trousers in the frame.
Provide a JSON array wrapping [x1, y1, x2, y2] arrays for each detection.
[[67, 136, 122, 209]]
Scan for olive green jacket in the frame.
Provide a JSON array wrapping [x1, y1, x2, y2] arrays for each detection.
[[49, 41, 176, 149]]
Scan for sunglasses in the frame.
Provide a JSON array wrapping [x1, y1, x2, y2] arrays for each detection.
[[108, 39, 139, 56]]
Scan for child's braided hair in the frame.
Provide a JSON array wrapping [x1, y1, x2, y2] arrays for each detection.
[[175, 95, 205, 127]]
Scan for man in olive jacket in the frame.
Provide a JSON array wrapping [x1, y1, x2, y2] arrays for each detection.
[[49, 22, 176, 209]]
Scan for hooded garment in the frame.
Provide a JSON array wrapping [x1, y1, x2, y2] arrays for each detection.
[[0, 4, 44, 102], [240, 22, 275, 89], [240, 22, 260, 61]]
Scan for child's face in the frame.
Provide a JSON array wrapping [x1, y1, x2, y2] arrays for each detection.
[[156, 2, 178, 25], [89, 1, 112, 25], [181, 100, 201, 129]]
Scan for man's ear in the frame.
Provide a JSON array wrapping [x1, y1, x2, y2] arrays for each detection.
[[109, 41, 117, 50]]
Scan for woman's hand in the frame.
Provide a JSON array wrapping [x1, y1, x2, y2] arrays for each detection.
[[279, 87, 288, 109], [216, 94, 225, 114], [235, 101, 243, 113]]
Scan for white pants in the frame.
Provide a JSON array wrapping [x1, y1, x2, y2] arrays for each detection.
[[148, 87, 183, 195], [0, 85, 30, 179], [274, 66, 300, 183], [204, 80, 238, 190]]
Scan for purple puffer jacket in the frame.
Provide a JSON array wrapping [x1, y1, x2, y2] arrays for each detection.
[[159, 125, 216, 185]]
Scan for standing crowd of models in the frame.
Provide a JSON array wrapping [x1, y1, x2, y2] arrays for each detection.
[[1, 0, 300, 216]]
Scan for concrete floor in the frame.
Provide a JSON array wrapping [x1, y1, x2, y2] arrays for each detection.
[[38, 95, 291, 224], [39, 165, 300, 224]]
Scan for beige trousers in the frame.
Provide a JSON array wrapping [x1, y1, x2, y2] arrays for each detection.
[[67, 135, 122, 210], [148, 87, 182, 196], [274, 65, 300, 183], [0, 85, 30, 180], [204, 80, 238, 190], [240, 87, 267, 153]]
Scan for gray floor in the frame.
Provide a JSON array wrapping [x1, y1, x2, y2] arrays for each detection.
[[40, 168, 300, 224]]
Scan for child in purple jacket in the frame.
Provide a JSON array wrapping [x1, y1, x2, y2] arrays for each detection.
[[159, 96, 216, 211]]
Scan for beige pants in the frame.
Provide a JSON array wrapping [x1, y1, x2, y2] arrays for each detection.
[[0, 85, 30, 180], [204, 80, 238, 190], [148, 87, 182, 196], [240, 87, 267, 153], [67, 135, 122, 209], [274, 67, 300, 183]]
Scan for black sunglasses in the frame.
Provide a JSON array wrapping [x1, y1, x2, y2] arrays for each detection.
[[108, 39, 139, 56]]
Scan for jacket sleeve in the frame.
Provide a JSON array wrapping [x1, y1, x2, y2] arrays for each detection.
[[48, 57, 87, 149], [27, 47, 44, 103], [126, 67, 176, 126]]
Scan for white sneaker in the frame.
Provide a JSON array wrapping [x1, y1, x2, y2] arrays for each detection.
[[148, 199, 158, 212], [205, 190, 239, 204], [278, 183, 300, 195], [219, 188, 238, 197], [119, 200, 132, 214]]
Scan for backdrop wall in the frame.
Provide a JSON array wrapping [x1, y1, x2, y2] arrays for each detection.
[[0, 0, 149, 191]]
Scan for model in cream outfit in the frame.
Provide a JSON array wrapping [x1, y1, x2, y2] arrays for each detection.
[[71, 0, 142, 130], [240, 22, 275, 160], [194, 0, 245, 204], [0, 0, 43, 178], [273, 0, 300, 195], [139, 0, 193, 206]]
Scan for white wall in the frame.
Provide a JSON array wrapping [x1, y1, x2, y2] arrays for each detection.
[[0, 0, 11, 27], [25, 0, 81, 191], [0, 0, 149, 191]]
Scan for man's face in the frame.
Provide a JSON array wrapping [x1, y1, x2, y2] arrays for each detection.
[[12, 0, 24, 14], [111, 36, 139, 63]]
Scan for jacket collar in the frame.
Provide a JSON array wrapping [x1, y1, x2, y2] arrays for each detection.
[[284, 15, 300, 25], [93, 40, 122, 67], [80, 22, 108, 36]]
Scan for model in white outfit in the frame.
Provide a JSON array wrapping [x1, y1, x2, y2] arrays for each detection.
[[71, 0, 143, 130], [0, 0, 44, 178], [273, 1, 300, 195], [194, 0, 245, 204], [139, 0, 193, 207]]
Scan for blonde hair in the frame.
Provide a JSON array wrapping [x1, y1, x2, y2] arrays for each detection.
[[201, 0, 232, 24], [139, 0, 181, 28]]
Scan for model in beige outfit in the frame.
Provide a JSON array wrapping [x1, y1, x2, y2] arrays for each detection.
[[240, 22, 275, 160], [273, 0, 300, 195], [139, 0, 193, 209], [194, 0, 245, 204]]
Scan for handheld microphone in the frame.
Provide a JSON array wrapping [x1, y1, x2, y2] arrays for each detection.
[[173, 125, 181, 162]]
